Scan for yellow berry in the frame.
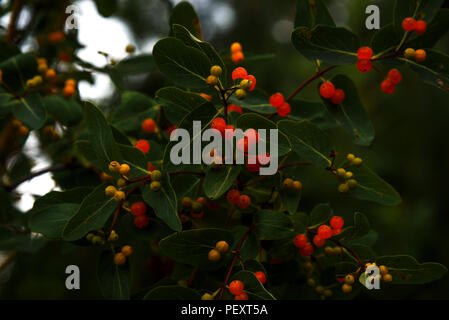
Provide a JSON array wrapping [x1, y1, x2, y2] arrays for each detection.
[[150, 181, 161, 192], [292, 181, 302, 192], [117, 178, 127, 188], [324, 246, 334, 256], [45, 68, 56, 80], [108, 230, 119, 242], [338, 183, 350, 193], [346, 154, 355, 162], [177, 279, 188, 287], [240, 79, 252, 91], [404, 48, 416, 59], [345, 171, 353, 179], [92, 235, 103, 245], [347, 179, 358, 189], [379, 265, 388, 275], [18, 125, 29, 137], [208, 249, 221, 262], [150, 170, 162, 181], [109, 161, 121, 173], [121, 245, 133, 257], [206, 75, 218, 86], [235, 88, 246, 100], [113, 190, 126, 202], [283, 178, 294, 189], [415, 49, 426, 63], [323, 289, 333, 297], [306, 278, 316, 287], [38, 63, 48, 74], [336, 168, 346, 177], [210, 65, 222, 77], [181, 196, 192, 208], [353, 157, 363, 166], [113, 252, 127, 266], [105, 185, 117, 197], [125, 44, 135, 53], [383, 273, 393, 283], [345, 274, 355, 285], [215, 241, 229, 253], [342, 283, 352, 293], [119, 163, 130, 176], [333, 247, 342, 255], [315, 286, 325, 295], [201, 293, 214, 300], [86, 233, 94, 242]]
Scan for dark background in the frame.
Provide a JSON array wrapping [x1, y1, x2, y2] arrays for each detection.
[[1, 0, 449, 299]]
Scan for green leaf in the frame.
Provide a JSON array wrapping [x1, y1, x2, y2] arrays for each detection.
[[29, 204, 79, 239], [142, 172, 180, 231], [0, 39, 20, 61], [0, 53, 37, 93], [84, 101, 122, 169], [111, 91, 157, 131], [288, 99, 337, 130], [294, 0, 336, 28], [153, 37, 211, 88], [407, 9, 449, 49], [12, 93, 46, 129], [278, 120, 332, 169], [203, 165, 242, 200], [144, 285, 201, 300], [375, 255, 447, 284], [371, 24, 400, 57], [109, 55, 155, 89], [97, 250, 131, 299], [118, 143, 149, 178], [280, 187, 301, 215], [309, 203, 332, 228], [255, 210, 295, 240], [169, 1, 202, 40], [229, 90, 277, 115], [62, 183, 117, 241], [320, 75, 374, 146], [230, 271, 276, 300], [401, 49, 449, 92], [32, 187, 93, 210], [237, 113, 291, 156], [231, 226, 259, 261], [348, 164, 402, 206], [291, 26, 359, 65], [42, 95, 82, 126], [336, 212, 370, 241], [159, 228, 234, 269], [156, 86, 208, 126]]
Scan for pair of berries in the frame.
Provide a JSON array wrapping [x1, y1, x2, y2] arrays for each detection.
[[210, 117, 235, 139], [11, 119, 29, 137], [347, 153, 363, 166], [63, 78, 77, 98], [182, 196, 207, 218], [380, 68, 403, 95], [113, 245, 133, 266], [356, 46, 374, 73], [404, 48, 426, 63], [86, 230, 106, 245], [26, 75, 43, 88], [208, 240, 230, 262], [134, 139, 150, 154], [282, 178, 302, 193], [230, 42, 244, 64], [109, 161, 130, 176], [149, 170, 162, 192], [293, 234, 314, 256], [324, 246, 342, 256], [228, 280, 248, 300], [226, 189, 251, 209], [141, 118, 157, 134], [269, 93, 291, 117], [231, 67, 256, 100], [130, 201, 150, 228], [319, 82, 346, 105], [402, 17, 427, 34], [105, 185, 125, 202], [206, 65, 222, 87]]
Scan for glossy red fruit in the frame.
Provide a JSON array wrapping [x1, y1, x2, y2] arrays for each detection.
[[254, 271, 266, 285], [246, 158, 261, 172], [269, 93, 284, 108], [130, 202, 147, 216], [211, 117, 226, 134], [387, 69, 402, 85], [228, 104, 242, 114], [357, 47, 373, 60], [318, 225, 333, 239], [141, 118, 156, 133], [147, 162, 155, 172], [134, 215, 150, 228], [229, 280, 244, 295], [232, 67, 247, 80], [330, 89, 345, 105], [237, 195, 251, 209], [402, 17, 416, 32], [300, 243, 314, 256], [356, 59, 372, 73], [226, 189, 240, 204], [415, 20, 427, 34], [330, 216, 344, 229], [313, 235, 326, 247], [277, 102, 291, 117], [234, 292, 249, 300], [293, 234, 308, 248], [333, 228, 342, 235], [134, 139, 150, 154], [381, 79, 396, 94], [319, 81, 336, 99]]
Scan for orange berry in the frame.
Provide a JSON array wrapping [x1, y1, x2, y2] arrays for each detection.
[[130, 202, 147, 216], [356, 59, 372, 73], [330, 89, 345, 105], [387, 69, 402, 85], [234, 292, 249, 300], [113, 252, 126, 266], [231, 51, 244, 63], [18, 125, 29, 137], [141, 118, 156, 133], [48, 31, 65, 44], [199, 93, 212, 101], [45, 69, 56, 80], [208, 249, 221, 262], [231, 67, 247, 80], [254, 271, 266, 285], [319, 81, 336, 99], [357, 47, 373, 60], [277, 102, 291, 117], [245, 75, 256, 91], [380, 79, 396, 94], [134, 215, 150, 228], [415, 49, 426, 63], [226, 189, 240, 204], [230, 42, 242, 53], [65, 78, 76, 87], [121, 245, 133, 257], [134, 139, 150, 154], [63, 85, 76, 98], [269, 93, 284, 108], [228, 280, 244, 295], [237, 195, 251, 209]]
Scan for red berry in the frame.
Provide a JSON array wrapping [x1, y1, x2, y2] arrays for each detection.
[[228, 104, 242, 114], [211, 117, 226, 134], [245, 129, 259, 143], [130, 202, 146, 216], [224, 124, 235, 141], [277, 102, 291, 117], [246, 157, 261, 172], [226, 189, 240, 204], [257, 153, 271, 165], [402, 17, 416, 32], [387, 69, 402, 85], [134, 215, 150, 228], [330, 216, 344, 229], [330, 89, 345, 105], [147, 162, 155, 172], [313, 235, 326, 247], [254, 271, 266, 285], [234, 292, 249, 300], [232, 67, 247, 80], [380, 79, 396, 94], [333, 228, 342, 235], [356, 59, 372, 73], [244, 74, 256, 91], [319, 81, 336, 99], [357, 47, 373, 60], [167, 125, 177, 135], [141, 118, 156, 133], [415, 20, 427, 34], [237, 195, 251, 209], [269, 93, 284, 108], [237, 137, 249, 154], [134, 139, 150, 154], [191, 211, 204, 218], [229, 280, 244, 295], [299, 243, 314, 256], [293, 234, 308, 248], [318, 225, 333, 239]]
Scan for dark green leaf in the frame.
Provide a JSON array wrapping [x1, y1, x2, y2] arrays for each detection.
[[255, 210, 295, 240], [12, 93, 46, 129], [203, 165, 241, 200], [43, 95, 82, 126], [112, 91, 157, 131], [97, 250, 131, 299], [230, 271, 276, 300], [309, 203, 332, 227], [295, 0, 336, 28], [336, 212, 370, 241], [169, 1, 202, 40]]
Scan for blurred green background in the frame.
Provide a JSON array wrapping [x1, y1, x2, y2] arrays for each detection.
[[1, 0, 449, 299]]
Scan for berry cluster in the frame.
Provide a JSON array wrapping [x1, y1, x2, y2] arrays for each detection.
[[113, 245, 133, 266], [282, 178, 302, 193], [401, 17, 426, 34], [181, 196, 208, 218], [11, 118, 29, 137], [86, 229, 108, 245], [206, 65, 223, 87], [341, 263, 392, 294], [141, 118, 157, 134], [231, 67, 256, 100], [207, 240, 230, 262], [130, 201, 150, 228], [356, 46, 373, 73], [63, 78, 76, 98], [228, 280, 248, 300], [226, 189, 251, 210], [269, 92, 291, 117], [336, 154, 362, 193], [230, 42, 244, 64], [380, 68, 403, 95], [404, 47, 427, 63], [319, 81, 345, 105]]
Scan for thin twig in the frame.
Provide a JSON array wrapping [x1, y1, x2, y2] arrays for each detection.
[[286, 65, 336, 102]]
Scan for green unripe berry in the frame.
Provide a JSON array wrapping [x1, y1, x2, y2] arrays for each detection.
[[210, 65, 222, 77], [235, 88, 247, 100], [333, 247, 342, 255], [151, 170, 162, 181], [303, 261, 314, 272], [86, 233, 94, 242], [240, 79, 252, 91], [150, 181, 161, 192], [206, 75, 218, 86], [108, 230, 119, 242], [323, 289, 333, 297], [324, 246, 334, 256], [191, 201, 203, 213], [92, 236, 103, 245]]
